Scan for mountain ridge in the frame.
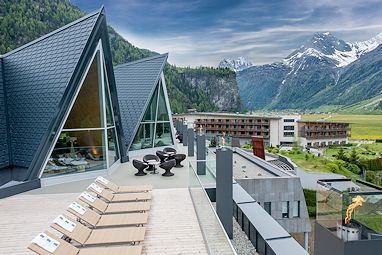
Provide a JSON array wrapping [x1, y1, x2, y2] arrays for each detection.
[[237, 32, 382, 111], [0, 0, 242, 113]]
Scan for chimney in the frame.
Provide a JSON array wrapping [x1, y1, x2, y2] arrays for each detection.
[[251, 136, 265, 160]]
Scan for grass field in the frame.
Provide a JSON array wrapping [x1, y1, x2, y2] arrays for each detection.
[[302, 114, 382, 140], [280, 150, 360, 179]]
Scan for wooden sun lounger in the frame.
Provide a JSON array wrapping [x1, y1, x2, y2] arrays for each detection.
[[51, 215, 146, 246], [67, 202, 149, 228], [87, 183, 151, 203], [95, 176, 152, 193], [28, 231, 142, 255], [78, 192, 151, 214]]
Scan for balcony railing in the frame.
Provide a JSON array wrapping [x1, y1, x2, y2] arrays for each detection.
[[189, 161, 236, 254]]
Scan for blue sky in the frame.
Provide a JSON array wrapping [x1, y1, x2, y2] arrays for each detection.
[[71, 0, 382, 67]]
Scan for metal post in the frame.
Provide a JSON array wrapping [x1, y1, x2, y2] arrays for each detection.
[[216, 147, 233, 239], [182, 124, 188, 146], [304, 232, 309, 251], [196, 134, 206, 175], [187, 128, 194, 157]]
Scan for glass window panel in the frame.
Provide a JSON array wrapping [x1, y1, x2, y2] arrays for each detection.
[[42, 130, 106, 177], [292, 201, 300, 218], [156, 82, 169, 121], [104, 67, 114, 127], [130, 123, 155, 150], [64, 54, 103, 129], [282, 201, 289, 218], [107, 128, 119, 167], [142, 87, 158, 122], [154, 122, 173, 147], [264, 202, 271, 215]]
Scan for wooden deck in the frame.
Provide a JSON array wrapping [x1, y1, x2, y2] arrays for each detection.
[[0, 188, 208, 255]]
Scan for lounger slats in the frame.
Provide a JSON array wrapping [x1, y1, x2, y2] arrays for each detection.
[[28, 239, 78, 255], [117, 185, 152, 193], [85, 227, 146, 245], [80, 196, 151, 214], [111, 192, 152, 202], [78, 246, 143, 255], [105, 201, 151, 214], [67, 207, 100, 226], [96, 212, 149, 227], [51, 218, 91, 245], [88, 184, 151, 203], [79, 196, 108, 212], [95, 177, 152, 193]]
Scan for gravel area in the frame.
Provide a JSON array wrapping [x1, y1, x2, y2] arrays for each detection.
[[232, 217, 258, 255], [212, 203, 258, 255]]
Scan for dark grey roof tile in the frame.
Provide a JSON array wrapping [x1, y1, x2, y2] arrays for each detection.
[[114, 54, 168, 149], [2, 11, 100, 168]]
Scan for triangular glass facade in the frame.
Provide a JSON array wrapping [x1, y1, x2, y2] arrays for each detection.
[[130, 81, 174, 150], [42, 46, 120, 178]]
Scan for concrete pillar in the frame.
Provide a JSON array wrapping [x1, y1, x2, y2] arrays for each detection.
[[187, 128, 194, 157], [304, 232, 309, 251], [182, 124, 188, 146], [196, 134, 206, 175], [216, 148, 233, 239]]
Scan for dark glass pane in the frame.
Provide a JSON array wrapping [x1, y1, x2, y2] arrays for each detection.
[[42, 130, 106, 177], [156, 82, 169, 121], [64, 54, 103, 129], [107, 128, 119, 167], [130, 123, 155, 150], [142, 87, 158, 122], [154, 122, 173, 147]]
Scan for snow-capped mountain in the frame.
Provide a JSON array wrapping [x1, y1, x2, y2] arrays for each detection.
[[237, 32, 382, 111], [284, 32, 382, 68], [219, 57, 254, 72]]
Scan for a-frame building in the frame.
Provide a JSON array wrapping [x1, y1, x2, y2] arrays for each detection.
[[0, 8, 127, 188], [114, 54, 176, 156]]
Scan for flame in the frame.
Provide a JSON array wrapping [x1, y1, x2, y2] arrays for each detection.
[[345, 195, 366, 225], [91, 147, 98, 156], [222, 132, 226, 147]]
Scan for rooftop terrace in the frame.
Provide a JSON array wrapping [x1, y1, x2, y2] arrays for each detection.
[[0, 144, 223, 255]]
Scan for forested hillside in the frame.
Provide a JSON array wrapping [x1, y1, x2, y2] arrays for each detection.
[[0, 0, 242, 113]]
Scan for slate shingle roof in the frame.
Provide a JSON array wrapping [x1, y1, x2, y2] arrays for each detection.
[[0, 59, 10, 169], [1, 10, 100, 168], [114, 54, 168, 150]]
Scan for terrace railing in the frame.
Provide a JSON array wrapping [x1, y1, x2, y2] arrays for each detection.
[[188, 161, 236, 255]]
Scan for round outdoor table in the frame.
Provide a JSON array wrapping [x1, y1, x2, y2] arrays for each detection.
[[167, 151, 175, 159], [146, 160, 160, 174]]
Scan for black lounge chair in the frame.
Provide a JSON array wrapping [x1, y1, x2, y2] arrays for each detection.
[[163, 147, 177, 159], [156, 150, 168, 163], [133, 159, 148, 176], [143, 154, 160, 171], [176, 134, 183, 143], [159, 159, 176, 177], [174, 154, 186, 167]]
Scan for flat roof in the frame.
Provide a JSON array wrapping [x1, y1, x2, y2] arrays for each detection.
[[233, 153, 276, 179], [233, 148, 294, 178], [297, 120, 351, 124], [233, 183, 256, 204], [267, 237, 308, 255], [174, 112, 282, 119]]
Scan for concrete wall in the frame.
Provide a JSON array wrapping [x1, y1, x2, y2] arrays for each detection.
[[237, 177, 311, 233], [279, 115, 300, 145]]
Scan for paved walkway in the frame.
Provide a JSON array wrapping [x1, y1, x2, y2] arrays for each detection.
[[0, 189, 208, 255]]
